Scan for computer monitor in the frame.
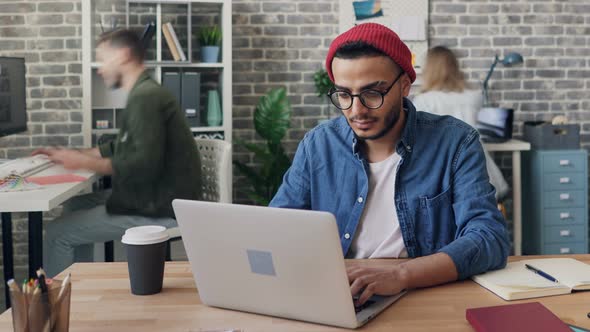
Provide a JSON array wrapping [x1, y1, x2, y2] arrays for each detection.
[[0, 57, 26, 137]]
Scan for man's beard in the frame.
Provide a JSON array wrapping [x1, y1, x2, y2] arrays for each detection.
[[351, 105, 400, 141]]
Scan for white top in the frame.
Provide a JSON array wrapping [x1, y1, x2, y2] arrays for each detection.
[[412, 90, 483, 127], [350, 153, 408, 259]]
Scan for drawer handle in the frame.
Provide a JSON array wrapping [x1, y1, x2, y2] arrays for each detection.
[[560, 212, 571, 219], [559, 177, 571, 184], [559, 193, 571, 200], [560, 230, 571, 237], [559, 159, 571, 166], [560, 248, 571, 254]]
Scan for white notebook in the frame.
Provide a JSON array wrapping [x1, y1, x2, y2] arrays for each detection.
[[472, 258, 590, 300]]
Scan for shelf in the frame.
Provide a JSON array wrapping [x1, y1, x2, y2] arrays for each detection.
[[190, 126, 224, 132], [91, 62, 224, 69], [92, 127, 225, 133], [92, 129, 119, 134], [127, 0, 224, 4], [150, 61, 224, 68]]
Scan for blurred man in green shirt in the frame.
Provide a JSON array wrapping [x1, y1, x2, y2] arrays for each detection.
[[34, 29, 201, 276]]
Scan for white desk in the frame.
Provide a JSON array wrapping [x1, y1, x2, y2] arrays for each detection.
[[0, 164, 96, 307], [483, 139, 531, 256]]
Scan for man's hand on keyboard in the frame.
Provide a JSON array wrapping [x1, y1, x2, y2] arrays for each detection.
[[34, 148, 90, 170], [32, 147, 61, 158], [347, 265, 408, 306]]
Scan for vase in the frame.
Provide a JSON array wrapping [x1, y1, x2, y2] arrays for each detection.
[[201, 46, 220, 63], [207, 90, 222, 126]]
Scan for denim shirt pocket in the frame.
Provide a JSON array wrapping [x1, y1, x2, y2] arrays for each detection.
[[417, 188, 456, 253]]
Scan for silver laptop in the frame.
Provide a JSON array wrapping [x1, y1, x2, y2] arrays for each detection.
[[172, 199, 406, 329]]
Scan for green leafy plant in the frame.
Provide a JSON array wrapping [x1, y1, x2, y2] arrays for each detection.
[[313, 68, 334, 97], [234, 88, 292, 205], [199, 26, 221, 46]]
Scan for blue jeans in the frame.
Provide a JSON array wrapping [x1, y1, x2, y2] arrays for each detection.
[[43, 190, 177, 277]]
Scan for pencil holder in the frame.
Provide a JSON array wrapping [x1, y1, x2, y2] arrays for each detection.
[[9, 278, 71, 332]]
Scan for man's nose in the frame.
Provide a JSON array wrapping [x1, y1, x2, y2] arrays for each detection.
[[350, 96, 369, 115]]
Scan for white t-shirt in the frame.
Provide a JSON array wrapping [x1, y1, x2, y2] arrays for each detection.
[[412, 90, 482, 127], [350, 152, 408, 259]]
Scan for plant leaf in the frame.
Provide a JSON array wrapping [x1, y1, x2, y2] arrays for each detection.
[[254, 87, 291, 143]]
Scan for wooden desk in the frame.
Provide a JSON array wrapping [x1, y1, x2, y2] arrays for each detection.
[[1, 256, 588, 331], [483, 138, 531, 256], [0, 164, 95, 306]]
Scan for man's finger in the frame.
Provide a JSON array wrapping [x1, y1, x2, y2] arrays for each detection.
[[357, 282, 376, 305], [350, 274, 373, 297], [347, 267, 363, 282]]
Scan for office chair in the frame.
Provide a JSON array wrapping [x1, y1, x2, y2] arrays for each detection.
[[105, 138, 232, 262]]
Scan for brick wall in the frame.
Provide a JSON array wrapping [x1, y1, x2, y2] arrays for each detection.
[[0, 0, 83, 309], [0, 0, 589, 309]]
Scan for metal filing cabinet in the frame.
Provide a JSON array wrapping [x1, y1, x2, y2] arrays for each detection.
[[522, 150, 588, 255]]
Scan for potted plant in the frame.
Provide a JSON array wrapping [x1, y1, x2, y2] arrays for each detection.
[[199, 26, 221, 63], [233, 88, 292, 205], [313, 68, 335, 123]]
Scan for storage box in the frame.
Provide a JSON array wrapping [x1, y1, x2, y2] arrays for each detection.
[[523, 121, 580, 149]]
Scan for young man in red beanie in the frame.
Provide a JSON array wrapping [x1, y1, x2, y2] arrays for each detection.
[[270, 23, 509, 305]]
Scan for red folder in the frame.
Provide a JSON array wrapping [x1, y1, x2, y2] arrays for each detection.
[[466, 302, 571, 332], [26, 174, 87, 185]]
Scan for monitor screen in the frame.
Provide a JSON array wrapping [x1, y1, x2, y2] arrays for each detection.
[[0, 57, 26, 137]]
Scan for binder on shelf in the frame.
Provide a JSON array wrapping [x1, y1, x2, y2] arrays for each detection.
[[165, 22, 187, 61], [181, 72, 201, 127], [162, 23, 181, 61], [140, 21, 156, 51], [162, 71, 181, 106]]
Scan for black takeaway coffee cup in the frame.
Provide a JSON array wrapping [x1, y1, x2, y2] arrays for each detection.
[[122, 225, 169, 295]]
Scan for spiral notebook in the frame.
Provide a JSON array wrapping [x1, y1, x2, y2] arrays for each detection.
[[472, 258, 590, 301]]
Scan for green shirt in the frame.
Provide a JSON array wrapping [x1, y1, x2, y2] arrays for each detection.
[[99, 71, 201, 218]]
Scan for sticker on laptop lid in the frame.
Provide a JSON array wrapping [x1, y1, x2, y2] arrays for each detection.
[[246, 249, 276, 277]]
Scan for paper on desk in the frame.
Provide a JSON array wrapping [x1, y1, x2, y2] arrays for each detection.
[[476, 261, 567, 290], [0, 174, 41, 192], [27, 174, 87, 185]]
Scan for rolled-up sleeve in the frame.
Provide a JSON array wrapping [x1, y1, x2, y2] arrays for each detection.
[[438, 129, 511, 280], [98, 140, 115, 158]]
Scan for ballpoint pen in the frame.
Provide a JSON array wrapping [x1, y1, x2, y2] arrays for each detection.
[[525, 264, 559, 283]]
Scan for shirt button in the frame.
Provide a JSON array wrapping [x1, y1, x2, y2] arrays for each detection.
[[406, 145, 412, 151], [344, 233, 350, 239], [357, 196, 364, 203]]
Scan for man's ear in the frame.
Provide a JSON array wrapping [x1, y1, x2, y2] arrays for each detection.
[[400, 74, 412, 97], [117, 47, 133, 65]]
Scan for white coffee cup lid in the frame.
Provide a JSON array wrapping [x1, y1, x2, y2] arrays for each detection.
[[121, 225, 169, 245]]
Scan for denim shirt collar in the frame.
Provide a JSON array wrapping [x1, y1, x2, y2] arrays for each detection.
[[351, 97, 417, 160]]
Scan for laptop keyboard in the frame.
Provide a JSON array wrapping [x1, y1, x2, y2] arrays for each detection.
[[354, 299, 376, 313]]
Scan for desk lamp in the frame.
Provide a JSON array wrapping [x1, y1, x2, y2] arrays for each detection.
[[482, 53, 524, 106]]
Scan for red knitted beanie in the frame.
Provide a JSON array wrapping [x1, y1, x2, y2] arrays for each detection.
[[325, 23, 416, 83]]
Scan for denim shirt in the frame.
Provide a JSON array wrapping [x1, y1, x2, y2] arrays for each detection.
[[269, 98, 510, 280]]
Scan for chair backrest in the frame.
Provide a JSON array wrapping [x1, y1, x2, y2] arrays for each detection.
[[194, 138, 232, 203]]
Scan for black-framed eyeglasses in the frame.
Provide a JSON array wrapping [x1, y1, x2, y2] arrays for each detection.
[[328, 71, 405, 110]]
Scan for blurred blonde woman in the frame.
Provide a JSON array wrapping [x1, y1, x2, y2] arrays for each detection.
[[413, 46, 508, 200]]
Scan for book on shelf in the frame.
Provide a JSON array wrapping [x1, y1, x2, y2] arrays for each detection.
[[162, 23, 181, 61], [472, 258, 590, 301], [165, 22, 187, 61], [140, 21, 156, 51]]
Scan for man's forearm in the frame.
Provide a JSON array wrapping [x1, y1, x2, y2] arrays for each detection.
[[399, 252, 458, 289], [78, 147, 101, 158], [82, 156, 113, 175]]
